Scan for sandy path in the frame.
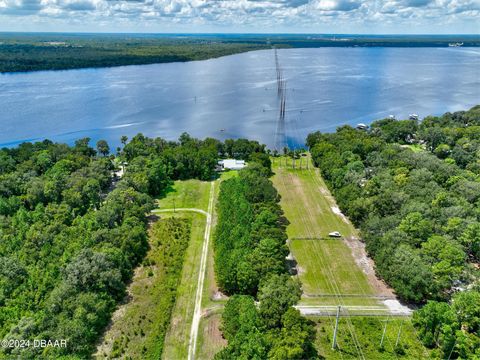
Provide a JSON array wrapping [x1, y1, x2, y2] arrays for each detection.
[[152, 183, 215, 360], [152, 208, 209, 217], [188, 182, 215, 360]]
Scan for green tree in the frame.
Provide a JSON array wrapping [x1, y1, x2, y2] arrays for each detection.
[[413, 300, 455, 347], [96, 140, 110, 157], [460, 223, 480, 260], [267, 308, 317, 360], [258, 274, 301, 329]]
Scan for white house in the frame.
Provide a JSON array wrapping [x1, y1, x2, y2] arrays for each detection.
[[217, 159, 246, 170]]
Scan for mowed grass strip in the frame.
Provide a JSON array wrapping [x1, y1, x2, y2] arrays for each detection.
[[271, 156, 375, 299], [272, 157, 355, 239], [291, 239, 373, 296]]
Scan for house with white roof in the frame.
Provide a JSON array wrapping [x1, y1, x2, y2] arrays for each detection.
[[217, 159, 246, 170]]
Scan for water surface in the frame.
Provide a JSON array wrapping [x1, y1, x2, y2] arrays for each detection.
[[1, 47, 479, 149]]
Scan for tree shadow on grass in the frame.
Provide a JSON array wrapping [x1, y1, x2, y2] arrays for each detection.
[[156, 183, 177, 201]]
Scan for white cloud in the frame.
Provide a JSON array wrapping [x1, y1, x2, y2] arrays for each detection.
[[0, 0, 478, 32], [313, 0, 361, 11]]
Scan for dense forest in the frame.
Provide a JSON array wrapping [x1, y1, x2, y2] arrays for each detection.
[[0, 34, 268, 73], [307, 105, 480, 358], [0, 133, 265, 358], [1, 33, 479, 73], [213, 160, 317, 359]]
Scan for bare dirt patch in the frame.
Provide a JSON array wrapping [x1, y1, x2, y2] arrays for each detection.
[[207, 315, 226, 347], [197, 314, 227, 360], [212, 291, 227, 301], [297, 265, 306, 275], [330, 206, 349, 224], [343, 236, 395, 297]]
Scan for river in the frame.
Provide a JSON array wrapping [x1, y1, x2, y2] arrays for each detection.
[[1, 47, 479, 149]]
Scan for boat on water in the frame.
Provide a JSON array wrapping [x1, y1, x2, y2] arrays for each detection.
[[448, 42, 464, 47]]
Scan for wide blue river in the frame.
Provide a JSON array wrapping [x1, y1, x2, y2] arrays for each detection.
[[1, 47, 479, 149]]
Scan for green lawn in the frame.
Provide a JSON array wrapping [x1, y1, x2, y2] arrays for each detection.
[[299, 296, 381, 307], [272, 157, 356, 239], [156, 179, 212, 211], [271, 156, 375, 303], [314, 316, 430, 359], [291, 239, 373, 296]]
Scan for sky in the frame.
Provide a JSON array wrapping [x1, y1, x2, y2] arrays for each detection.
[[0, 0, 479, 34]]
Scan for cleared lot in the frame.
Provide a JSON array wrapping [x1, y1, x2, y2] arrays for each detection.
[[271, 156, 380, 306]]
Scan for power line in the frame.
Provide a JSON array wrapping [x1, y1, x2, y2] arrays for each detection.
[[279, 164, 364, 359]]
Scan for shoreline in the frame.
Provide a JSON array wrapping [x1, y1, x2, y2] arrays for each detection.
[[1, 33, 479, 74]]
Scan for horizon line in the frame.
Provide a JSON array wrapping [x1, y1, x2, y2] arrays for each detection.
[[0, 31, 479, 36]]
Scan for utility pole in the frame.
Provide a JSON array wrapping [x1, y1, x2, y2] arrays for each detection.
[[332, 306, 341, 350], [173, 198, 176, 213], [395, 320, 404, 348], [380, 319, 389, 348]]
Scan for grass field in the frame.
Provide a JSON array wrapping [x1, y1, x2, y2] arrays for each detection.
[[156, 179, 212, 211], [291, 240, 373, 296], [271, 155, 429, 359], [271, 156, 376, 302]]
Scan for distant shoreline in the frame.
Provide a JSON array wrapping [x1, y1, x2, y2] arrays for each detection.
[[1, 33, 479, 74]]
